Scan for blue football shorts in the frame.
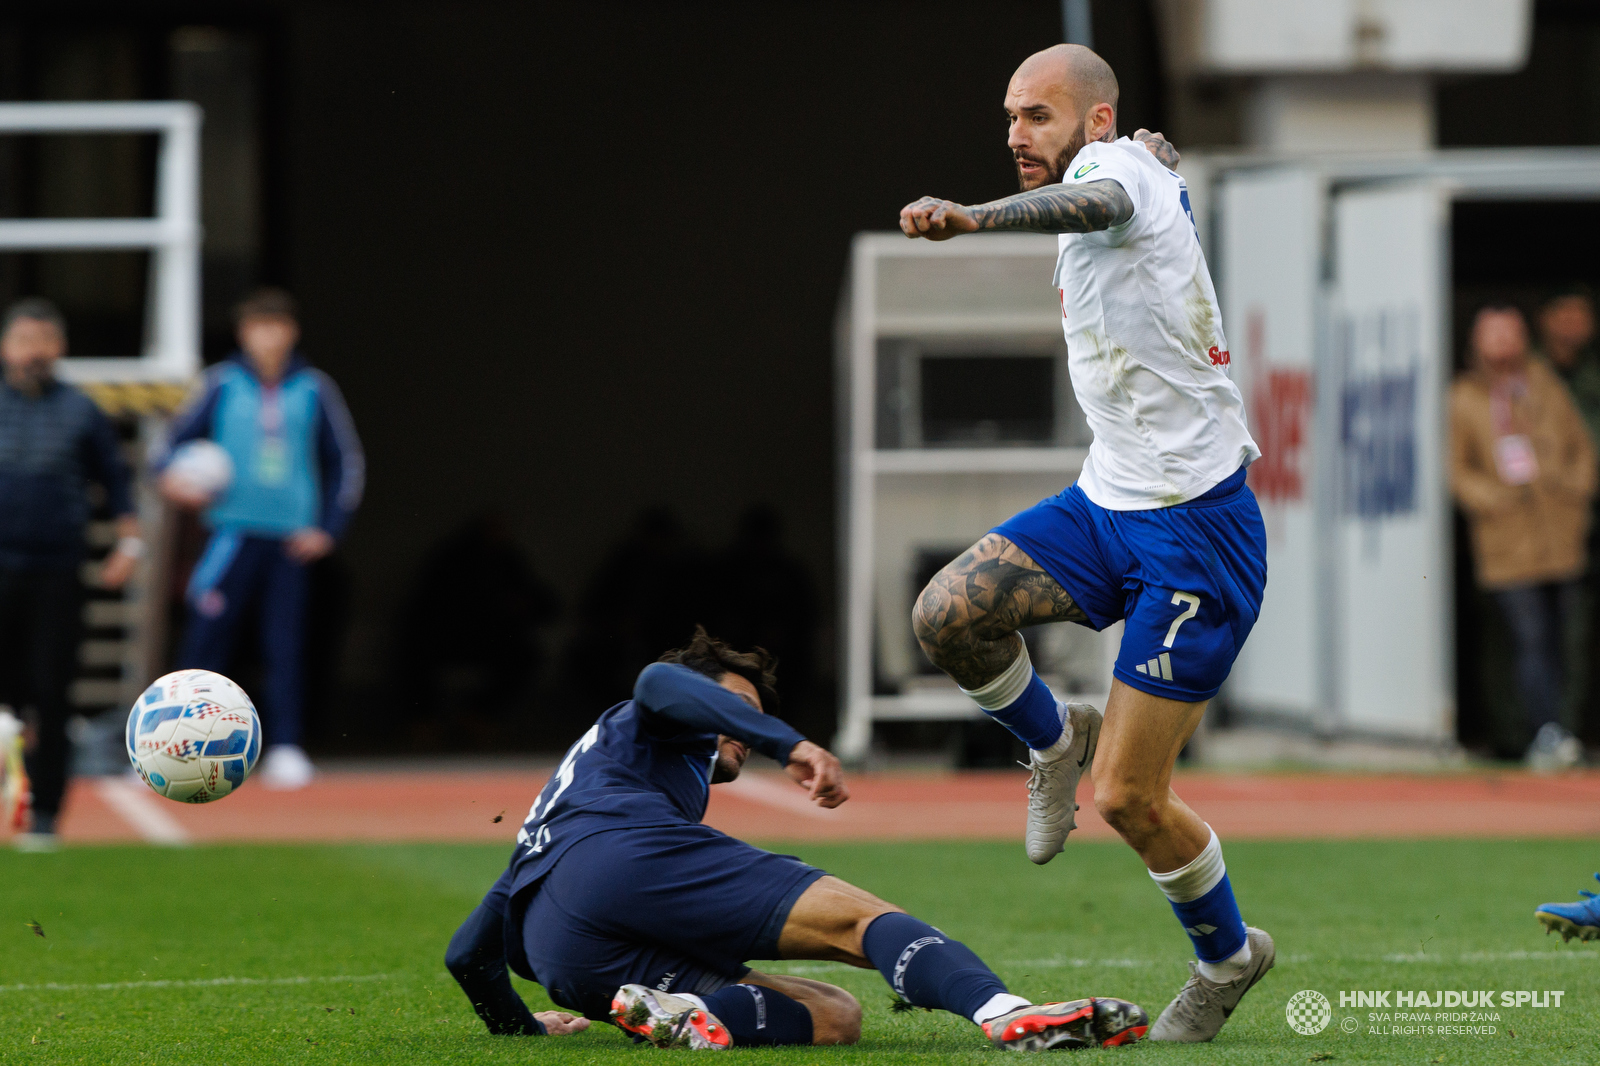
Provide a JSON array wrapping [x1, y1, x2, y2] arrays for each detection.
[[993, 466, 1267, 703], [485, 824, 826, 1020]]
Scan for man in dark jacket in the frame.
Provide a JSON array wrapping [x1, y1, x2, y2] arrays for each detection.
[[0, 298, 141, 850]]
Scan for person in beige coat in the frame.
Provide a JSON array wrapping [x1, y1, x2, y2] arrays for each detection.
[[1451, 305, 1598, 768]]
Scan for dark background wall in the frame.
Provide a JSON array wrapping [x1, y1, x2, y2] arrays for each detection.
[[4, 0, 1600, 752], [283, 2, 1083, 745]]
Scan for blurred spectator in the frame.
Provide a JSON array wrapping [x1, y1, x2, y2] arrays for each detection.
[[563, 506, 706, 710], [0, 298, 142, 850], [1537, 286, 1600, 741], [1451, 305, 1596, 769], [394, 511, 559, 746], [706, 503, 820, 715], [1538, 287, 1600, 446], [154, 288, 364, 789]]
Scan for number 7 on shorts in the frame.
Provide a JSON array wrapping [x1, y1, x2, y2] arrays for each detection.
[[1163, 592, 1200, 648]]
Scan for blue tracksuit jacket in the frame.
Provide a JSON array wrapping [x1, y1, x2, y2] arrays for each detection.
[[155, 353, 364, 539]]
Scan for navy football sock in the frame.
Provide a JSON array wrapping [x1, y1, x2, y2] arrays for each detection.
[[699, 984, 814, 1047], [862, 912, 1010, 1020]]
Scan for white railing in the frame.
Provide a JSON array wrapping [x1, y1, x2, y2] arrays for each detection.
[[0, 101, 201, 382]]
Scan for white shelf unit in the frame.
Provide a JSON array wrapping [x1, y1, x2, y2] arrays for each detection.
[[0, 101, 202, 383], [836, 234, 1118, 760]]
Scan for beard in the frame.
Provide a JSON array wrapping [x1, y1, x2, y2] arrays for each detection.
[[710, 740, 748, 783], [5, 358, 54, 394], [1015, 122, 1086, 191]]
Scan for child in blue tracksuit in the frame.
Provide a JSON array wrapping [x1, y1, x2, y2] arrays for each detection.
[[154, 289, 363, 789]]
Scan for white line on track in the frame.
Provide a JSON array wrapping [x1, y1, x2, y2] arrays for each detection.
[[95, 775, 191, 846], [720, 773, 835, 819], [0, 973, 396, 994]]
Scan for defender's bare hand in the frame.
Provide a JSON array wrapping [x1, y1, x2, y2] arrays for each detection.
[[899, 197, 979, 241], [535, 1011, 590, 1036], [785, 740, 849, 808]]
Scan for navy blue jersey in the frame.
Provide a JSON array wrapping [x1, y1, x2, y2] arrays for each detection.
[[505, 663, 805, 900], [0, 379, 134, 563]]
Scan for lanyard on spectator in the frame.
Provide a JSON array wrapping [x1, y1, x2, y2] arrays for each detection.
[[255, 383, 289, 485], [1490, 375, 1538, 486]]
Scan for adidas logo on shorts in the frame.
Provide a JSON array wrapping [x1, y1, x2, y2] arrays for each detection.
[[1134, 653, 1174, 681]]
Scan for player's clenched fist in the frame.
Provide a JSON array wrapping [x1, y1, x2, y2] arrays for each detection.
[[785, 739, 849, 808], [900, 196, 979, 240]]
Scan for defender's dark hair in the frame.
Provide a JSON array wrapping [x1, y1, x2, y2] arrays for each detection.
[[3, 297, 66, 338], [234, 286, 298, 324], [657, 626, 781, 716]]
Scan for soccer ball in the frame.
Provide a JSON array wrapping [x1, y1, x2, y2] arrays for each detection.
[[126, 670, 261, 803], [165, 440, 234, 499]]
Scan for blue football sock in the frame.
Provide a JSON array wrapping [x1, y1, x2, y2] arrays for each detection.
[[1170, 874, 1248, 963], [699, 984, 813, 1047], [960, 647, 1064, 751], [1149, 828, 1248, 964], [862, 912, 1010, 1019]]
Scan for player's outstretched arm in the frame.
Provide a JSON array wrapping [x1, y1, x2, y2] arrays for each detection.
[[899, 180, 1133, 241], [635, 663, 805, 756], [635, 663, 850, 808]]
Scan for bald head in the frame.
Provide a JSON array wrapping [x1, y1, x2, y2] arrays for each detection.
[[1015, 44, 1119, 115], [1004, 45, 1120, 190]]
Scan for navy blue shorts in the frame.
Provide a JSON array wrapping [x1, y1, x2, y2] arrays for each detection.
[[488, 824, 825, 1020], [994, 467, 1267, 703]]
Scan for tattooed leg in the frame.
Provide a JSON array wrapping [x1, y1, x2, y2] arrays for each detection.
[[911, 533, 1088, 690]]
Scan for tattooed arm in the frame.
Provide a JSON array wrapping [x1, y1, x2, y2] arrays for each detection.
[[899, 180, 1132, 241], [900, 130, 1179, 241]]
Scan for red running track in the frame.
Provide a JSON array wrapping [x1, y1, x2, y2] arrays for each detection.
[[22, 768, 1600, 846]]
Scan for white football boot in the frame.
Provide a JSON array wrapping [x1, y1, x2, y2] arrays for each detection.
[[1148, 927, 1276, 1042], [260, 744, 315, 791], [1024, 702, 1101, 865]]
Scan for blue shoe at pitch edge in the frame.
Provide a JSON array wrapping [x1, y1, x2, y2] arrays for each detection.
[[1536, 874, 1600, 943]]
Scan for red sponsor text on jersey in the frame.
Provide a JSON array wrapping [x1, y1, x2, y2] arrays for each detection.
[[1208, 346, 1230, 366]]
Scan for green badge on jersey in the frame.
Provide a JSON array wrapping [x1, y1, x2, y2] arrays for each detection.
[[1073, 162, 1099, 179]]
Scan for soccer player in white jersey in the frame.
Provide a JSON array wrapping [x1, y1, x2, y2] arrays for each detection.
[[897, 44, 1273, 1043]]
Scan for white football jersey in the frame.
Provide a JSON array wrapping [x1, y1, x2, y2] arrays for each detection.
[[1054, 138, 1259, 510]]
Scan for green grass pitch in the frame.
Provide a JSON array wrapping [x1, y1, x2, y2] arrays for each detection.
[[3, 839, 1598, 1064]]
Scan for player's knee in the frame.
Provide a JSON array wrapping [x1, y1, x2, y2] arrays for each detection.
[[911, 579, 967, 664], [910, 583, 945, 646], [809, 986, 863, 1045], [1094, 782, 1160, 839]]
